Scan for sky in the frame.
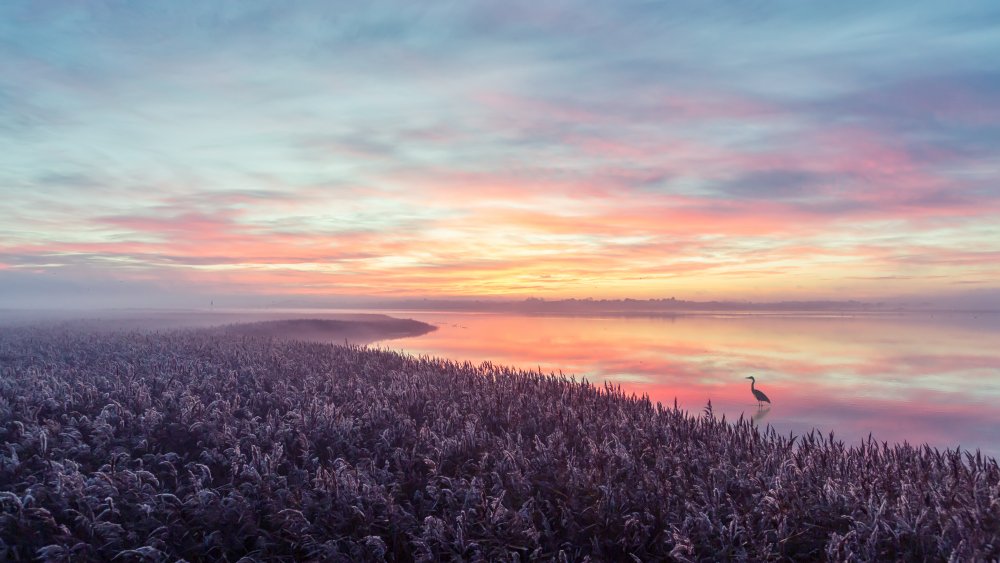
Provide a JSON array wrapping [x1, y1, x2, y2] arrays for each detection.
[[2, 1, 999, 308]]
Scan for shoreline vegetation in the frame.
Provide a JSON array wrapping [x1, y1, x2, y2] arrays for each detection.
[[219, 318, 437, 345], [0, 313, 437, 346], [1, 323, 998, 561]]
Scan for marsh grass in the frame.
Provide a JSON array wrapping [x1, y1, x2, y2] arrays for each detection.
[[0, 326, 997, 561]]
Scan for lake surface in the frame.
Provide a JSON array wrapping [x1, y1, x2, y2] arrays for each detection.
[[371, 311, 1000, 457]]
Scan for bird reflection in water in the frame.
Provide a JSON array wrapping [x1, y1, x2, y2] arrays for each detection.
[[753, 406, 771, 424]]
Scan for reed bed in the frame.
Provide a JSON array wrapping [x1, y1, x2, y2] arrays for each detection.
[[0, 326, 997, 561]]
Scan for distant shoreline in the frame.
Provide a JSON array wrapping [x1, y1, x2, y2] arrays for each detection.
[[268, 297, 1000, 316], [4, 307, 997, 330], [370, 308, 1000, 319]]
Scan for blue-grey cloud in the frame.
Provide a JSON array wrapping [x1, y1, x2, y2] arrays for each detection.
[[2, 1, 999, 302]]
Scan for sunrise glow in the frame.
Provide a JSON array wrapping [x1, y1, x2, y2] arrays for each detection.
[[2, 3, 999, 308]]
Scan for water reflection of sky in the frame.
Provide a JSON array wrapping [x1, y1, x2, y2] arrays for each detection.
[[375, 312, 1000, 457]]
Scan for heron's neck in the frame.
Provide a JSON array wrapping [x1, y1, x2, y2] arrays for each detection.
[[750, 380, 756, 390]]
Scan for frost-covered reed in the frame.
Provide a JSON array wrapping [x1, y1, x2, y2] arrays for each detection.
[[0, 326, 997, 561]]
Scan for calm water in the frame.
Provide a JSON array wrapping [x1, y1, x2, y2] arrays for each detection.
[[370, 311, 1000, 457]]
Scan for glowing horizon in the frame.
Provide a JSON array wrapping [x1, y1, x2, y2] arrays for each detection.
[[2, 2, 999, 308]]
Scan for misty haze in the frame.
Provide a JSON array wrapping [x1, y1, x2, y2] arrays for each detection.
[[2, 2, 1000, 561]]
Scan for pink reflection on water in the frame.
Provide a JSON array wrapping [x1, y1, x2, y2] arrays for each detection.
[[378, 312, 1000, 456]]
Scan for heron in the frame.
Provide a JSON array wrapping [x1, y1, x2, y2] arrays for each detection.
[[746, 376, 771, 407]]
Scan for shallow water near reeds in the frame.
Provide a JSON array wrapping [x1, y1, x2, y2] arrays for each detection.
[[366, 310, 1000, 458]]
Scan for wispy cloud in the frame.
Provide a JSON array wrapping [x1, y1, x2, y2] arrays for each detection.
[[1, 1, 998, 305]]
